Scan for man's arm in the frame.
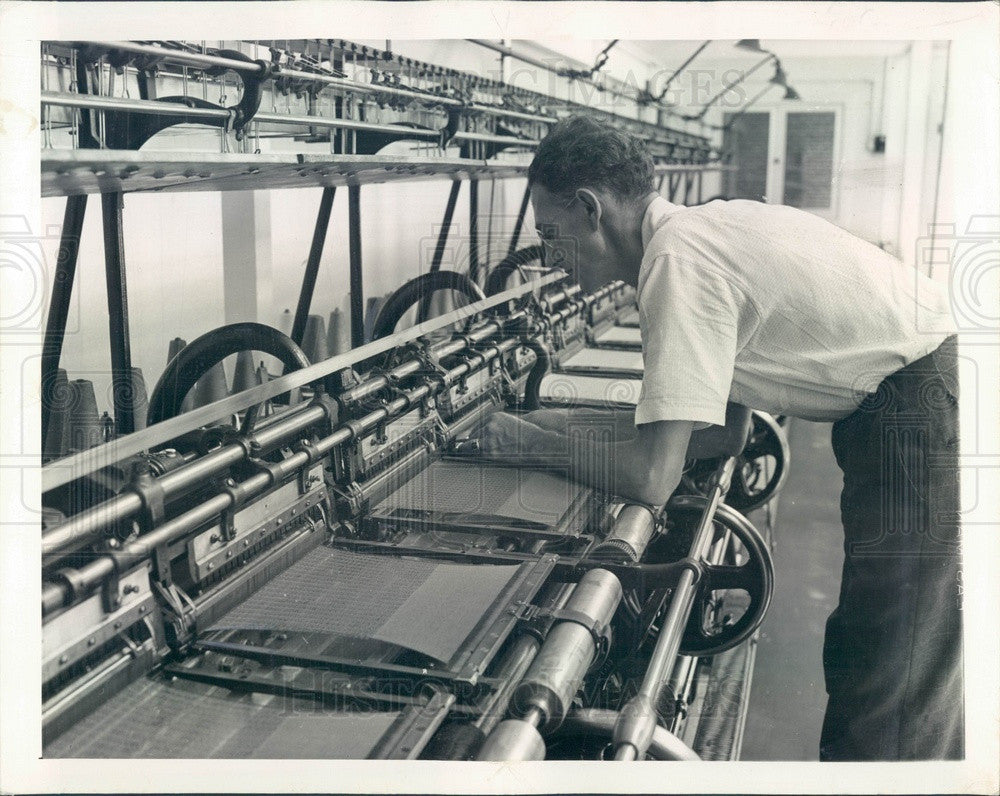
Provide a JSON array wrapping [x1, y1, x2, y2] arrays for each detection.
[[523, 402, 751, 459], [522, 408, 637, 442], [477, 412, 693, 506], [686, 403, 752, 459]]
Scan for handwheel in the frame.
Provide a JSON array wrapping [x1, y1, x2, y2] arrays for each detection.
[[648, 494, 774, 656], [147, 322, 310, 425], [371, 270, 485, 341], [685, 410, 789, 512], [484, 244, 546, 297], [726, 410, 789, 512]]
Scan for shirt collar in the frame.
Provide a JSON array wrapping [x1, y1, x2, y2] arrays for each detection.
[[640, 195, 685, 250]]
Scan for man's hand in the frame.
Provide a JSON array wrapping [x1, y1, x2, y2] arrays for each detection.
[[477, 412, 530, 456], [476, 412, 565, 458]]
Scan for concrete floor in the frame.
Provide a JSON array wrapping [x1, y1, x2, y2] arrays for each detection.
[[741, 420, 845, 761]]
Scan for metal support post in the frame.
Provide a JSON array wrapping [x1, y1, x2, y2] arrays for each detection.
[[508, 182, 532, 257], [41, 195, 88, 446], [348, 184, 364, 347], [418, 180, 462, 322], [101, 192, 135, 435], [468, 178, 480, 284], [291, 186, 336, 345]]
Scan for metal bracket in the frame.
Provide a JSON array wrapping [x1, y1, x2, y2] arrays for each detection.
[[333, 481, 368, 519], [126, 461, 166, 536], [100, 548, 133, 613]]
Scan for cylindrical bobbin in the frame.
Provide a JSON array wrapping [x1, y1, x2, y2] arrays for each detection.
[[509, 568, 622, 733], [591, 503, 657, 562]]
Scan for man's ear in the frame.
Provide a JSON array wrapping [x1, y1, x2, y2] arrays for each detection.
[[575, 188, 602, 231]]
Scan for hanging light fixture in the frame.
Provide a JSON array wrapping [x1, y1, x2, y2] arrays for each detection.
[[681, 52, 776, 121], [783, 85, 802, 101], [769, 60, 790, 87], [735, 39, 769, 54]]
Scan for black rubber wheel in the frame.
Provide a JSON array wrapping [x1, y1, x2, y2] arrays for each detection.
[[484, 245, 546, 297], [371, 270, 485, 341], [726, 410, 790, 512], [641, 495, 774, 657], [147, 322, 310, 425]]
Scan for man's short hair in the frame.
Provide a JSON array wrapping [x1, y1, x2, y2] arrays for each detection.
[[528, 115, 656, 203]]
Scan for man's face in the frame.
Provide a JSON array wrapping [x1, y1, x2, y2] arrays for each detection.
[[531, 184, 612, 293]]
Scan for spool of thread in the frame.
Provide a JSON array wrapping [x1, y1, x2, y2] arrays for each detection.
[[301, 314, 329, 364], [277, 308, 294, 338], [128, 367, 149, 431], [364, 295, 388, 343], [232, 350, 260, 394], [43, 367, 72, 460], [190, 361, 229, 408], [168, 338, 195, 413], [167, 337, 187, 367], [68, 379, 103, 452], [327, 308, 345, 356]]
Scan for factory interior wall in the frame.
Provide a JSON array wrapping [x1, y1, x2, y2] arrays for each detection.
[[39, 41, 952, 417]]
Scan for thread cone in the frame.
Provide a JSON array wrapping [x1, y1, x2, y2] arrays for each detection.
[[43, 367, 72, 460], [167, 337, 187, 366], [327, 308, 344, 356], [190, 361, 229, 408], [232, 350, 259, 394], [129, 367, 149, 431], [68, 379, 102, 451], [277, 308, 294, 338], [301, 314, 329, 364]]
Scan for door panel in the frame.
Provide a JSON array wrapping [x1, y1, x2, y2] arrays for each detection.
[[782, 111, 836, 209], [722, 112, 770, 202]]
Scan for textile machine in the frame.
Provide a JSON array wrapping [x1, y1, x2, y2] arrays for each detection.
[[40, 268, 778, 761]]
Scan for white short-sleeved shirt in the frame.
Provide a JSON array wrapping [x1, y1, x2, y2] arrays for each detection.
[[635, 197, 956, 426]]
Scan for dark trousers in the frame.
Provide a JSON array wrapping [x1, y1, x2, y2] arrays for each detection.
[[822, 336, 963, 761]]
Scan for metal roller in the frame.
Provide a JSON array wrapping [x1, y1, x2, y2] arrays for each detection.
[[590, 503, 657, 563], [509, 568, 622, 733]]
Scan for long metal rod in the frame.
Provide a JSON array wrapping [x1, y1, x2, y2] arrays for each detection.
[[347, 184, 364, 347], [508, 181, 532, 257], [100, 191, 135, 435], [41, 271, 565, 494], [291, 186, 336, 345], [41, 194, 88, 448], [79, 41, 269, 76], [613, 457, 737, 761], [42, 93, 534, 149], [468, 178, 480, 283], [418, 179, 462, 322]]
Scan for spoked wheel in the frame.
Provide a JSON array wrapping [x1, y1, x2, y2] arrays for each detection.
[[685, 410, 790, 512], [484, 245, 564, 316], [641, 495, 774, 656], [371, 270, 485, 342], [727, 410, 789, 512], [484, 245, 546, 296], [146, 322, 311, 426]]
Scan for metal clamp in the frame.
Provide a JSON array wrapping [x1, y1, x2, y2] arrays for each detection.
[[127, 462, 166, 534], [101, 547, 135, 613]]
